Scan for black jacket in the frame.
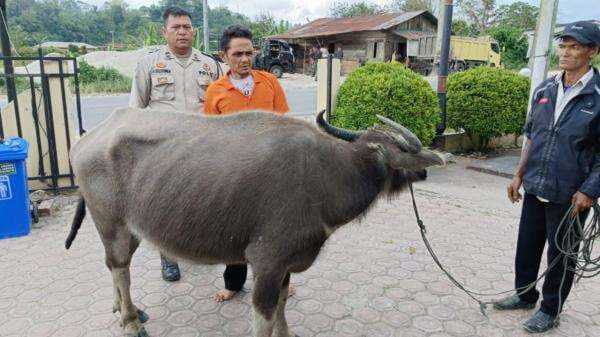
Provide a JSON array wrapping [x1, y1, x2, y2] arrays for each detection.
[[523, 67, 600, 204]]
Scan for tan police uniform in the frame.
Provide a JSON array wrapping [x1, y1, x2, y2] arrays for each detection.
[[129, 46, 226, 114]]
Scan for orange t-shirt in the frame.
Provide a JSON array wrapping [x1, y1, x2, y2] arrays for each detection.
[[203, 70, 289, 115]]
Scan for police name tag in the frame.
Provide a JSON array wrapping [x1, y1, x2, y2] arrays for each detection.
[[0, 163, 16, 176], [152, 69, 171, 74]]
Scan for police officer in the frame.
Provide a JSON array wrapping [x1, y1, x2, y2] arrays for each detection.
[[129, 7, 223, 282], [495, 21, 600, 333], [130, 7, 223, 115]]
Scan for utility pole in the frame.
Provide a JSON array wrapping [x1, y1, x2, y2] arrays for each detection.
[[435, 0, 454, 141], [110, 31, 115, 51], [0, 0, 16, 105], [528, 0, 559, 107], [203, 0, 209, 53], [433, 0, 446, 72]]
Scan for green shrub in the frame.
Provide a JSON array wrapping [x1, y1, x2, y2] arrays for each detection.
[[488, 26, 529, 70], [0, 76, 34, 95], [16, 46, 65, 57], [68, 44, 80, 57], [447, 67, 529, 151], [332, 62, 440, 145], [77, 60, 132, 93], [12, 47, 66, 67]]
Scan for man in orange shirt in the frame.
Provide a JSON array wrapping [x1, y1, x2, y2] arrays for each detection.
[[204, 25, 289, 114], [204, 25, 293, 302]]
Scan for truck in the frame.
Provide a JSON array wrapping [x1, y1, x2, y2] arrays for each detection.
[[406, 35, 501, 75], [252, 39, 295, 78]]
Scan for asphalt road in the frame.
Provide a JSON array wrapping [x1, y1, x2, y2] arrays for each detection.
[[77, 86, 317, 130], [2, 73, 431, 132]]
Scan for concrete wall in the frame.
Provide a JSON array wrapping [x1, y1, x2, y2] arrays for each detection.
[[443, 132, 524, 153], [316, 58, 342, 114]]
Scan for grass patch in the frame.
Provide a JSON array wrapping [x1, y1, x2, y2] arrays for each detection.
[[77, 77, 132, 94], [76, 60, 132, 94], [0, 60, 131, 96]]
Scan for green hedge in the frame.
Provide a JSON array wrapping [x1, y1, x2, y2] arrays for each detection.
[[332, 62, 440, 145], [447, 67, 529, 150]]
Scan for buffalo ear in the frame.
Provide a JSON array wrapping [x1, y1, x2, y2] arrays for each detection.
[[367, 142, 383, 151]]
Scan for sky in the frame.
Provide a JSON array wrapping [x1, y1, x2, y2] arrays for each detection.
[[82, 0, 600, 25]]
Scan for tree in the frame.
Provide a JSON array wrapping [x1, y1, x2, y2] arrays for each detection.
[[250, 13, 278, 41], [452, 19, 470, 36], [388, 0, 435, 12], [457, 0, 496, 33], [107, 0, 128, 27], [189, 0, 206, 26], [488, 25, 529, 69], [208, 6, 251, 35], [249, 13, 292, 41], [158, 0, 191, 8], [496, 2, 539, 31], [3, 0, 278, 52], [7, 0, 36, 17], [330, 1, 386, 18], [278, 20, 291, 34]]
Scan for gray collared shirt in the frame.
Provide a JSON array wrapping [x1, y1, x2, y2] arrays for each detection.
[[554, 67, 595, 124]]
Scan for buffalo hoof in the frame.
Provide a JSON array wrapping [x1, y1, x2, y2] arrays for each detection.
[[126, 327, 149, 337], [137, 309, 149, 323], [273, 329, 299, 337], [113, 308, 148, 324]]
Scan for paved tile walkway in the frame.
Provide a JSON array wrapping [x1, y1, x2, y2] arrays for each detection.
[[1, 158, 599, 337]]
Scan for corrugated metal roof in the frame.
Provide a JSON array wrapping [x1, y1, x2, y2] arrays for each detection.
[[271, 11, 436, 39]]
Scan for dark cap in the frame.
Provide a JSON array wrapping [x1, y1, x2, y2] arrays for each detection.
[[555, 21, 600, 46]]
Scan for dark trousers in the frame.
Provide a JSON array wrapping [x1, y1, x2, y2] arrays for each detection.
[[224, 264, 247, 291], [515, 193, 589, 316]]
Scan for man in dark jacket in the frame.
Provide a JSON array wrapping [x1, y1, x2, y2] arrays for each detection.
[[495, 21, 600, 333]]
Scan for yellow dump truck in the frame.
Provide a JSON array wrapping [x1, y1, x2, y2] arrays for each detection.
[[407, 35, 501, 75]]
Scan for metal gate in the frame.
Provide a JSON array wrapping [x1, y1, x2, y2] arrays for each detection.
[[0, 50, 84, 194]]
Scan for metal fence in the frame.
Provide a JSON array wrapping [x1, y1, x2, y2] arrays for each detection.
[[0, 50, 84, 194]]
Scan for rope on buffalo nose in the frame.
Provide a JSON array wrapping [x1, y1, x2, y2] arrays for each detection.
[[407, 181, 600, 317]]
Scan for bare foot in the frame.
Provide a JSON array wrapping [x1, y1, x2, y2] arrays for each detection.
[[287, 284, 296, 298], [215, 285, 295, 303], [214, 289, 238, 302]]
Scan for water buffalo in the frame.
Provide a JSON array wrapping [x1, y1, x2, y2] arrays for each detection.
[[66, 108, 445, 337]]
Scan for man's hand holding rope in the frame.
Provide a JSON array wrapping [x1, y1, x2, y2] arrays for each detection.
[[571, 191, 594, 218]]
